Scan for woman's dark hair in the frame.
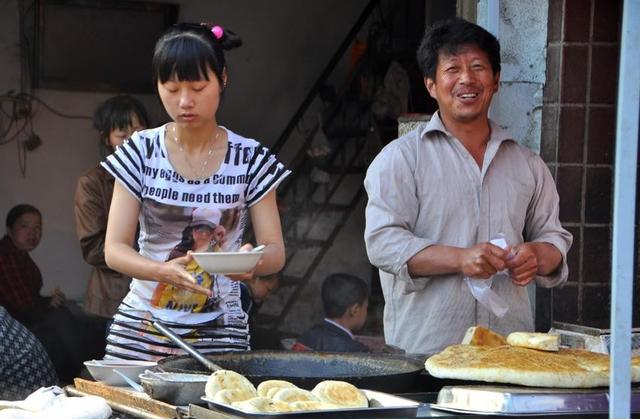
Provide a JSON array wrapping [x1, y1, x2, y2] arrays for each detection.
[[93, 95, 150, 142], [152, 22, 242, 86], [321, 273, 369, 318], [6, 204, 41, 229], [166, 225, 196, 260], [417, 17, 501, 80]]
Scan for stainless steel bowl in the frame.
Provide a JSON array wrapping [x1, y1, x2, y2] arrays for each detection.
[[139, 371, 209, 406]]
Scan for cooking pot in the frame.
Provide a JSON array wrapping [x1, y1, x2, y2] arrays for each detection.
[[158, 350, 425, 393]]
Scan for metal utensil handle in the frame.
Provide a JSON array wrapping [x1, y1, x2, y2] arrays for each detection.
[[152, 320, 221, 372], [112, 369, 144, 392]]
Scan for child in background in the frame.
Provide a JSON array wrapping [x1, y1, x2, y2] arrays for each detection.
[[102, 22, 289, 361], [295, 273, 369, 352]]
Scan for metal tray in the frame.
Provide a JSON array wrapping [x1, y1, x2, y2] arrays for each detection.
[[551, 321, 640, 354], [430, 385, 640, 415], [200, 389, 420, 418]]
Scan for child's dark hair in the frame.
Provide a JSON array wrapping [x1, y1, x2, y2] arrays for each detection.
[[6, 204, 41, 229], [152, 23, 242, 86], [321, 273, 369, 318], [417, 17, 501, 80], [93, 95, 149, 141]]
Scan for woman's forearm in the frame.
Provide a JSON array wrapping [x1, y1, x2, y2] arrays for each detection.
[[253, 242, 285, 276], [105, 242, 165, 282]]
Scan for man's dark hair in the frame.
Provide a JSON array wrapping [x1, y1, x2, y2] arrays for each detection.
[[321, 273, 369, 318], [416, 17, 501, 80]]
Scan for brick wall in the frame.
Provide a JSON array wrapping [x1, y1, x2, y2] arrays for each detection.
[[536, 0, 636, 330]]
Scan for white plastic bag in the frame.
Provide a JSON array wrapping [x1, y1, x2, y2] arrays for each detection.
[[464, 234, 511, 317]]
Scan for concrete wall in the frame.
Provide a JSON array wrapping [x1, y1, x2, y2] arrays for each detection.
[[0, 0, 368, 300], [477, 0, 548, 153]]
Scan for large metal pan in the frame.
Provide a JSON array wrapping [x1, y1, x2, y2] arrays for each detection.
[[157, 350, 425, 393]]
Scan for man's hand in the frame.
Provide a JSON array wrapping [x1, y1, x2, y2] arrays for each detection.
[[505, 243, 538, 286], [458, 243, 509, 279]]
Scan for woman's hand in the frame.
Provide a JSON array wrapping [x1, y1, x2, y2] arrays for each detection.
[[226, 243, 263, 282], [158, 252, 213, 296], [48, 287, 66, 308]]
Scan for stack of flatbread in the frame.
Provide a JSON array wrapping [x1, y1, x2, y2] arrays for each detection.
[[425, 326, 640, 388], [204, 370, 368, 413]]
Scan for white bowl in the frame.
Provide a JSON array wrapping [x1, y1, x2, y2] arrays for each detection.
[[191, 251, 263, 274], [84, 359, 157, 386]]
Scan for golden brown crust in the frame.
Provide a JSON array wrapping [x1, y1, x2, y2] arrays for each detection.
[[425, 344, 640, 388], [311, 380, 368, 408], [461, 326, 508, 346]]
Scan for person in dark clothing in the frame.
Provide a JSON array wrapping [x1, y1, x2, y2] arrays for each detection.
[[296, 273, 369, 352], [0, 306, 58, 400], [0, 204, 104, 384], [240, 273, 282, 349]]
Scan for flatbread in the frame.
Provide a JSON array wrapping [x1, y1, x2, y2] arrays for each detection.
[[271, 387, 319, 403], [212, 389, 254, 405], [507, 332, 559, 351], [425, 344, 640, 388], [461, 326, 507, 346], [205, 370, 257, 399], [311, 380, 369, 408], [256, 379, 297, 398], [231, 397, 291, 413]]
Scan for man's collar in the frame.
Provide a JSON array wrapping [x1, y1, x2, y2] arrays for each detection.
[[419, 111, 514, 144], [324, 318, 354, 338]]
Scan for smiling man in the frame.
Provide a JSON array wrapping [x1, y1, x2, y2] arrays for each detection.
[[364, 18, 572, 355]]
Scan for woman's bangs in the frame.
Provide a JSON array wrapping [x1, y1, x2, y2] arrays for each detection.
[[110, 106, 134, 131], [156, 38, 213, 83]]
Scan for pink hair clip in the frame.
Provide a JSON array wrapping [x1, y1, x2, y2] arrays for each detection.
[[211, 25, 224, 40]]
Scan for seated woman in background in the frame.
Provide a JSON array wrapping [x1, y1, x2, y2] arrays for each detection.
[[0, 204, 102, 383], [74, 95, 149, 331], [0, 305, 58, 400], [0, 204, 65, 322], [294, 273, 369, 352]]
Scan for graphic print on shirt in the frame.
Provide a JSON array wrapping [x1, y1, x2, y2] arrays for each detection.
[[150, 205, 244, 312]]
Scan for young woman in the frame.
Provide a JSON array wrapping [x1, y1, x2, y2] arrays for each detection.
[[74, 95, 149, 322], [102, 23, 289, 360]]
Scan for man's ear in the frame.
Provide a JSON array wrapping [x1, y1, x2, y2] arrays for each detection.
[[492, 71, 501, 93], [347, 303, 359, 318], [424, 76, 437, 99]]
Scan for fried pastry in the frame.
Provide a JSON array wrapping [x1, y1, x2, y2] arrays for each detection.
[[311, 380, 368, 408], [205, 369, 257, 399], [256, 379, 297, 398]]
